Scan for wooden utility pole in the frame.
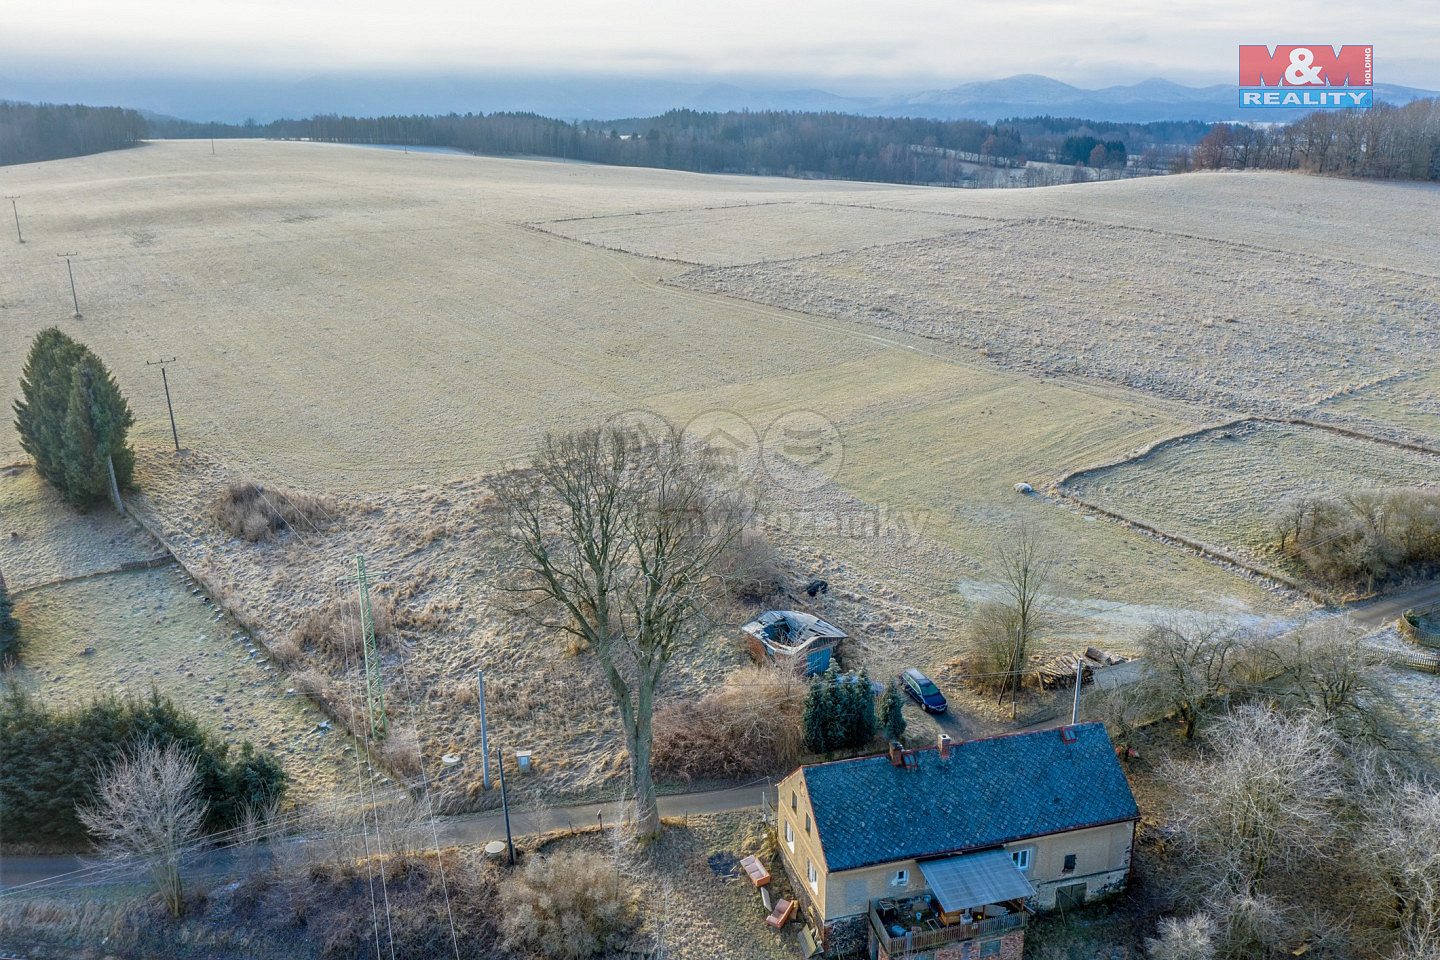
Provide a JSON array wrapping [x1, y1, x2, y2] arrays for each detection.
[[5, 197, 20, 243], [106, 455, 125, 516], [146, 358, 180, 451], [57, 253, 81, 318]]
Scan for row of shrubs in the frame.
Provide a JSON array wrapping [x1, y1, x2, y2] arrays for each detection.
[[0, 685, 287, 848], [1274, 488, 1440, 592]]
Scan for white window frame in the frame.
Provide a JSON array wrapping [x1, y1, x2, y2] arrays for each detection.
[[807, 859, 819, 892], [785, 820, 795, 852], [892, 868, 909, 886], [1011, 847, 1033, 872]]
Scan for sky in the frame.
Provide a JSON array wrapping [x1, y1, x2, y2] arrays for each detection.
[[3, 0, 1437, 92]]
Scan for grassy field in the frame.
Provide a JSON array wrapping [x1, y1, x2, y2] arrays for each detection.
[[671, 218, 1440, 423], [1063, 420, 1440, 575], [6, 141, 1437, 808]]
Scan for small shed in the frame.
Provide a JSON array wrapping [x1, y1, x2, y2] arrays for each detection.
[[742, 610, 847, 676]]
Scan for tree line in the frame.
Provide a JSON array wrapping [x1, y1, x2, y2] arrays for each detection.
[[0, 101, 147, 166], [1194, 99, 1440, 179], [150, 109, 1160, 184]]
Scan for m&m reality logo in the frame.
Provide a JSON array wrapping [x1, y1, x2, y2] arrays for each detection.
[[1238, 45, 1373, 108]]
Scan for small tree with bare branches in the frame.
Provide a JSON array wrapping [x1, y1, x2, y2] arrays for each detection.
[[491, 426, 749, 839], [77, 740, 208, 917]]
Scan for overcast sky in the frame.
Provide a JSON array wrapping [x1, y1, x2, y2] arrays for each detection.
[[4, 0, 1436, 90]]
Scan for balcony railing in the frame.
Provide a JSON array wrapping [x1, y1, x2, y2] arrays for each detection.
[[869, 898, 1025, 956]]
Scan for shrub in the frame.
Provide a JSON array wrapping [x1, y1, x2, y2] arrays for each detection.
[[13, 328, 134, 508], [652, 665, 805, 781], [500, 850, 639, 960], [214, 481, 336, 541], [714, 530, 784, 603], [292, 594, 397, 668], [0, 685, 287, 848]]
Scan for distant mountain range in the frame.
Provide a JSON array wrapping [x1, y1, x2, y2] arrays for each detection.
[[2, 72, 1436, 125]]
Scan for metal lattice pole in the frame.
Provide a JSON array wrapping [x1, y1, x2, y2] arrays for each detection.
[[354, 554, 388, 739]]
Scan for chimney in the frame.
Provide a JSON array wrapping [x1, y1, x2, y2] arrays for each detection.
[[937, 734, 953, 759], [889, 741, 905, 767]]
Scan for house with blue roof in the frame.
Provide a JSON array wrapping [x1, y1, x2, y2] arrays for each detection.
[[773, 722, 1140, 958]]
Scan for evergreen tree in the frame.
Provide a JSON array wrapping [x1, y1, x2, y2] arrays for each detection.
[[0, 572, 17, 665], [881, 679, 907, 743], [821, 667, 848, 750], [803, 671, 834, 753], [853, 668, 877, 745], [13, 330, 133, 508]]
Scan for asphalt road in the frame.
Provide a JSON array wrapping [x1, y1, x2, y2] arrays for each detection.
[[0, 780, 777, 891], [1345, 580, 1440, 629]]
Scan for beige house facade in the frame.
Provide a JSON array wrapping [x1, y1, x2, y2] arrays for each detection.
[[774, 723, 1140, 957]]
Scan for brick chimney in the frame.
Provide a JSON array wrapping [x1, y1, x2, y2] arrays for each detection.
[[888, 741, 905, 766], [937, 734, 953, 759]]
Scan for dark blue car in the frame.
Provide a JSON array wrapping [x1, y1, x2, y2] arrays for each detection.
[[900, 668, 947, 714]]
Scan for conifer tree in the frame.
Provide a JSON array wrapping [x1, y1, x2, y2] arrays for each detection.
[[0, 571, 18, 665], [880, 679, 907, 743], [803, 671, 834, 753], [13, 330, 134, 508]]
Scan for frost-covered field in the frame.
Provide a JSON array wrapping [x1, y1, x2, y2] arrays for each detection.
[[4, 141, 1434, 807]]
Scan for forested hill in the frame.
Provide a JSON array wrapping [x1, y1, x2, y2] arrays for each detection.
[[0, 102, 148, 166]]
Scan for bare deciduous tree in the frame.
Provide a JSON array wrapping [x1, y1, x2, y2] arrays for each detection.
[[492, 426, 749, 839], [1365, 779, 1440, 953], [1260, 616, 1389, 738], [1145, 913, 1218, 960], [1165, 706, 1343, 898], [968, 523, 1056, 710], [77, 740, 208, 917], [1137, 617, 1245, 740]]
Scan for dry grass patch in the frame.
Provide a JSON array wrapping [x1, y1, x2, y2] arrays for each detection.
[[214, 481, 337, 542], [653, 664, 807, 782]]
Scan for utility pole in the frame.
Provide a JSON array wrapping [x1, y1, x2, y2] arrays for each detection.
[[57, 253, 81, 318], [5, 197, 20, 243], [478, 669, 491, 790], [1071, 660, 1084, 726], [498, 746, 515, 865], [146, 358, 180, 451], [341, 555, 388, 740]]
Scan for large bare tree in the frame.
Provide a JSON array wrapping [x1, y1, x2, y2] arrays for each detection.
[[77, 740, 208, 917], [972, 522, 1055, 712], [492, 426, 749, 839]]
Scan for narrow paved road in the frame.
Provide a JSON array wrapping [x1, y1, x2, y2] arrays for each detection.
[[0, 781, 777, 890], [1345, 580, 1440, 630]]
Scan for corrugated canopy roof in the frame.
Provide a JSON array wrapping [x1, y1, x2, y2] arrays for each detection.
[[918, 850, 1035, 913]]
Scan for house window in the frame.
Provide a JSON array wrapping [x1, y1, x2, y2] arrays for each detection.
[[1011, 848, 1032, 871], [804, 813, 811, 835], [807, 859, 819, 892], [784, 821, 794, 851], [1063, 854, 1077, 874], [892, 869, 909, 886], [791, 792, 797, 812]]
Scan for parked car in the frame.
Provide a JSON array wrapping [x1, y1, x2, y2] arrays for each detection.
[[899, 668, 947, 713]]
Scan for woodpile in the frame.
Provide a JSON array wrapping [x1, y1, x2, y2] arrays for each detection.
[[1030, 647, 1128, 688]]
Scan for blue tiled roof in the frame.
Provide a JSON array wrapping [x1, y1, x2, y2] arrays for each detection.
[[802, 722, 1139, 872]]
